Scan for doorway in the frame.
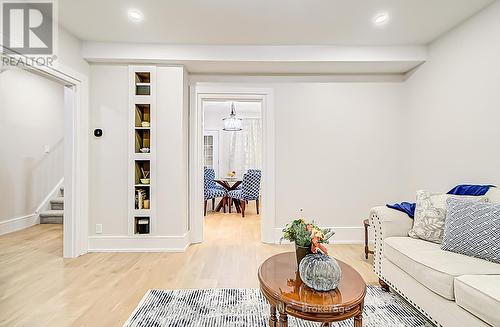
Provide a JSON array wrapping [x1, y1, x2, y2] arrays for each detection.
[[0, 65, 76, 256], [189, 85, 276, 244], [203, 100, 263, 236], [0, 51, 87, 258]]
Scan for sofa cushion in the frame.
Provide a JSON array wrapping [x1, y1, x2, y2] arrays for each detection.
[[408, 190, 487, 244], [486, 187, 500, 203], [455, 275, 500, 327], [384, 237, 500, 300], [442, 199, 500, 264]]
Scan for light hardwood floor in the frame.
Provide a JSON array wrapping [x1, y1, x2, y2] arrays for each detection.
[[0, 203, 376, 326]]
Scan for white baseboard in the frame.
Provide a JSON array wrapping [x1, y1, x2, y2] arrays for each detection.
[[0, 214, 39, 236], [0, 179, 64, 236], [88, 232, 190, 252], [35, 178, 64, 214], [274, 226, 371, 245], [87, 226, 370, 252]]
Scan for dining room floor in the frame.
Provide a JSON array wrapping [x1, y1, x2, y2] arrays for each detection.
[[0, 204, 377, 326]]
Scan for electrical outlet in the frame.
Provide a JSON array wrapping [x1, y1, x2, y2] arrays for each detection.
[[95, 224, 103, 234]]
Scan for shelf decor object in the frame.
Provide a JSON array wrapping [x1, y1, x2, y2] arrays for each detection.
[[222, 102, 242, 131], [135, 217, 150, 234], [129, 66, 156, 235], [135, 72, 151, 96], [135, 104, 151, 127]]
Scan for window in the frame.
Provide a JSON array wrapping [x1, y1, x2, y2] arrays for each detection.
[[204, 130, 219, 176]]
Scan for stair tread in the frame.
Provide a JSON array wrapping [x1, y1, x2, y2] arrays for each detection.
[[50, 197, 64, 204], [39, 210, 64, 217], [40, 216, 63, 224]]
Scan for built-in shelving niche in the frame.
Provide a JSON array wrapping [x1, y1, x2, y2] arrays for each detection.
[[134, 217, 150, 235], [135, 160, 150, 185], [135, 72, 151, 96], [135, 185, 150, 210], [135, 104, 151, 128], [135, 129, 151, 154], [130, 66, 155, 237]]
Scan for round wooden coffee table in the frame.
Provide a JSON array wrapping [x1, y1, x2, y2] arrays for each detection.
[[258, 252, 366, 327]]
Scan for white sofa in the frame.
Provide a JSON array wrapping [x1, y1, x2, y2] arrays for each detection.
[[369, 189, 500, 327]]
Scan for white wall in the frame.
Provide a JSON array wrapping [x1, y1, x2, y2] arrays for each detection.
[[404, 1, 500, 197], [156, 66, 189, 237], [0, 68, 64, 222], [272, 83, 406, 229], [58, 27, 90, 77], [89, 65, 188, 238], [88, 64, 129, 235], [204, 101, 261, 177]]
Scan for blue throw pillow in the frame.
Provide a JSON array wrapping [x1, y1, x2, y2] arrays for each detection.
[[442, 198, 500, 263]]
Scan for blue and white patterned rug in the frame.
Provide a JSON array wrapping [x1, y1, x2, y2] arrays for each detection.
[[124, 286, 434, 327]]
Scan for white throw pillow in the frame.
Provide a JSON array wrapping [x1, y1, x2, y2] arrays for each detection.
[[408, 190, 488, 243]]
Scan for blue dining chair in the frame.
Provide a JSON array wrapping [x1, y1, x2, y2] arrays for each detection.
[[204, 168, 225, 191], [234, 169, 261, 190], [247, 169, 261, 175], [227, 170, 261, 217], [204, 168, 227, 215]]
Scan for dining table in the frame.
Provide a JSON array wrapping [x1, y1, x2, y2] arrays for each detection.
[[214, 177, 242, 213]]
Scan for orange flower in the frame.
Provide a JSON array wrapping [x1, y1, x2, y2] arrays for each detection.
[[311, 236, 329, 255]]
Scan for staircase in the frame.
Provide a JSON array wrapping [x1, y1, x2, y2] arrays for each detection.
[[39, 186, 64, 224]]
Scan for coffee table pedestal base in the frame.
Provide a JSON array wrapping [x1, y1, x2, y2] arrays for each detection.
[[268, 305, 363, 327], [269, 305, 277, 327]]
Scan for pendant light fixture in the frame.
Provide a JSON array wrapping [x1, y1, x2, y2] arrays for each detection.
[[223, 102, 242, 131]]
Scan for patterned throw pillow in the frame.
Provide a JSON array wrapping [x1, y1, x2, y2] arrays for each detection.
[[442, 198, 500, 263], [408, 190, 487, 243]]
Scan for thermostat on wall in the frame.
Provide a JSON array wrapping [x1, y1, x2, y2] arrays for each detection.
[[94, 128, 103, 137]]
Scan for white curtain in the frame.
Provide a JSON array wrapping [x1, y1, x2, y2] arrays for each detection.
[[229, 119, 262, 176]]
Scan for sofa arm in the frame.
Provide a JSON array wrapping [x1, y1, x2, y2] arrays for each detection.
[[369, 206, 413, 278]]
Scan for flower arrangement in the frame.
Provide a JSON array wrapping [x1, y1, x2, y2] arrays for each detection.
[[282, 218, 334, 255]]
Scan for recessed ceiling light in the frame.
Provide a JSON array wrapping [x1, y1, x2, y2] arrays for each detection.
[[127, 9, 144, 23], [373, 13, 390, 26]]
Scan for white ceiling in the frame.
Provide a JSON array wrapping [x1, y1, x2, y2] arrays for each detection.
[[59, 0, 493, 46]]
